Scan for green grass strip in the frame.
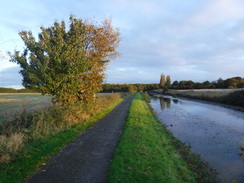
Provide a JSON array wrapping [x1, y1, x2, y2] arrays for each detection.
[[107, 93, 197, 183], [0, 98, 123, 183]]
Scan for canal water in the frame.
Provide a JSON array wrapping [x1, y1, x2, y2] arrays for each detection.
[[150, 95, 244, 183]]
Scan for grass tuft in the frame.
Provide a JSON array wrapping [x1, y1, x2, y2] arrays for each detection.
[[0, 133, 25, 164]]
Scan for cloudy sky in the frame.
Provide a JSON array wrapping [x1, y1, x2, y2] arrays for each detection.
[[1, 0, 244, 88]]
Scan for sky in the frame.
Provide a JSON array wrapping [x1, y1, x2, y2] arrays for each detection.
[[1, 0, 244, 88]]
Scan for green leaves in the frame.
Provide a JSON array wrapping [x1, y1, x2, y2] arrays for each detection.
[[9, 15, 120, 105]]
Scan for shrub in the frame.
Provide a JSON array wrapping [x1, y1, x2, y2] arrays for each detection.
[[0, 133, 25, 164], [225, 90, 244, 107]]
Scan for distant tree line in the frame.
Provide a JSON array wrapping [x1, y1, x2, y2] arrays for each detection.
[[102, 83, 160, 93], [0, 87, 38, 93], [170, 77, 244, 89]]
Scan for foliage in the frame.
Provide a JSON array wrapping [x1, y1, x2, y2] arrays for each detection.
[[225, 90, 244, 107], [102, 83, 159, 92], [128, 85, 137, 93], [0, 133, 25, 164], [165, 75, 171, 88], [170, 77, 244, 89], [9, 15, 120, 105], [159, 74, 165, 88]]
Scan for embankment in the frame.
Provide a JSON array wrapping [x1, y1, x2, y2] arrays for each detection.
[[153, 88, 244, 108]]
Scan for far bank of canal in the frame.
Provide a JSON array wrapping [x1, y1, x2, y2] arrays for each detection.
[[150, 94, 244, 183]]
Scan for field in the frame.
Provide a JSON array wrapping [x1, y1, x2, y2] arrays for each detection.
[[0, 93, 53, 122], [0, 93, 119, 122]]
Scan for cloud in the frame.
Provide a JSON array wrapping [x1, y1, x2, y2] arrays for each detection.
[[190, 0, 244, 27]]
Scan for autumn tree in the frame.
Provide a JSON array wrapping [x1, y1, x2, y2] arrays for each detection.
[[128, 84, 137, 93], [160, 74, 165, 88], [9, 15, 120, 105], [165, 75, 171, 88]]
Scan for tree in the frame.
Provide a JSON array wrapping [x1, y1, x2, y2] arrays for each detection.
[[224, 78, 238, 88], [171, 80, 179, 89], [128, 84, 137, 93], [216, 78, 224, 88], [160, 74, 165, 88], [237, 82, 244, 88], [9, 15, 120, 105], [179, 80, 194, 89], [165, 75, 171, 88]]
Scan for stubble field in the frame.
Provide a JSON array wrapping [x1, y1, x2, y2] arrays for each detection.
[[0, 93, 53, 122]]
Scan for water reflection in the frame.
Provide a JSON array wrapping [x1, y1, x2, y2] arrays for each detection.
[[150, 95, 244, 183], [160, 97, 171, 111], [172, 98, 179, 104], [159, 97, 179, 111]]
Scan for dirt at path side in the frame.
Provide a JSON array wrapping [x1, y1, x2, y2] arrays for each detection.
[[26, 94, 135, 183]]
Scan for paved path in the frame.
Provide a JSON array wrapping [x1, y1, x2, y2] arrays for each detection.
[[27, 94, 135, 183]]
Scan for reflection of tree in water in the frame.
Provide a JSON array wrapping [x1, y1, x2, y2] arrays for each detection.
[[160, 97, 171, 111], [172, 99, 179, 104], [160, 98, 166, 111]]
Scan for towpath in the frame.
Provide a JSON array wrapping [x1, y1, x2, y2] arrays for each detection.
[[27, 94, 135, 183]]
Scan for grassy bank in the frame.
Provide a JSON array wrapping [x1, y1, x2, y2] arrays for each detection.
[[0, 93, 123, 183], [162, 88, 244, 108], [107, 93, 218, 183]]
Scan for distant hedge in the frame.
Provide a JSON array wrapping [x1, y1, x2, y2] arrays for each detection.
[[0, 87, 38, 93], [225, 90, 244, 107]]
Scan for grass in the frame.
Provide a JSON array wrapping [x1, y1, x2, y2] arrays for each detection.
[[107, 93, 219, 183], [164, 88, 244, 105], [0, 94, 124, 183]]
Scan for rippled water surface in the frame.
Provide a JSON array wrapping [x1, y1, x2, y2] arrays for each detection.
[[150, 95, 244, 183]]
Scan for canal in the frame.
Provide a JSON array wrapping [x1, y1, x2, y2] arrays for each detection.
[[150, 94, 244, 183]]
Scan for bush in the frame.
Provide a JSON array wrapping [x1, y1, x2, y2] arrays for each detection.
[[225, 90, 244, 107], [0, 133, 25, 164]]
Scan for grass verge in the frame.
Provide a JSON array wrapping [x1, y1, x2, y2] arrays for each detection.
[[107, 93, 219, 183], [0, 94, 124, 183]]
